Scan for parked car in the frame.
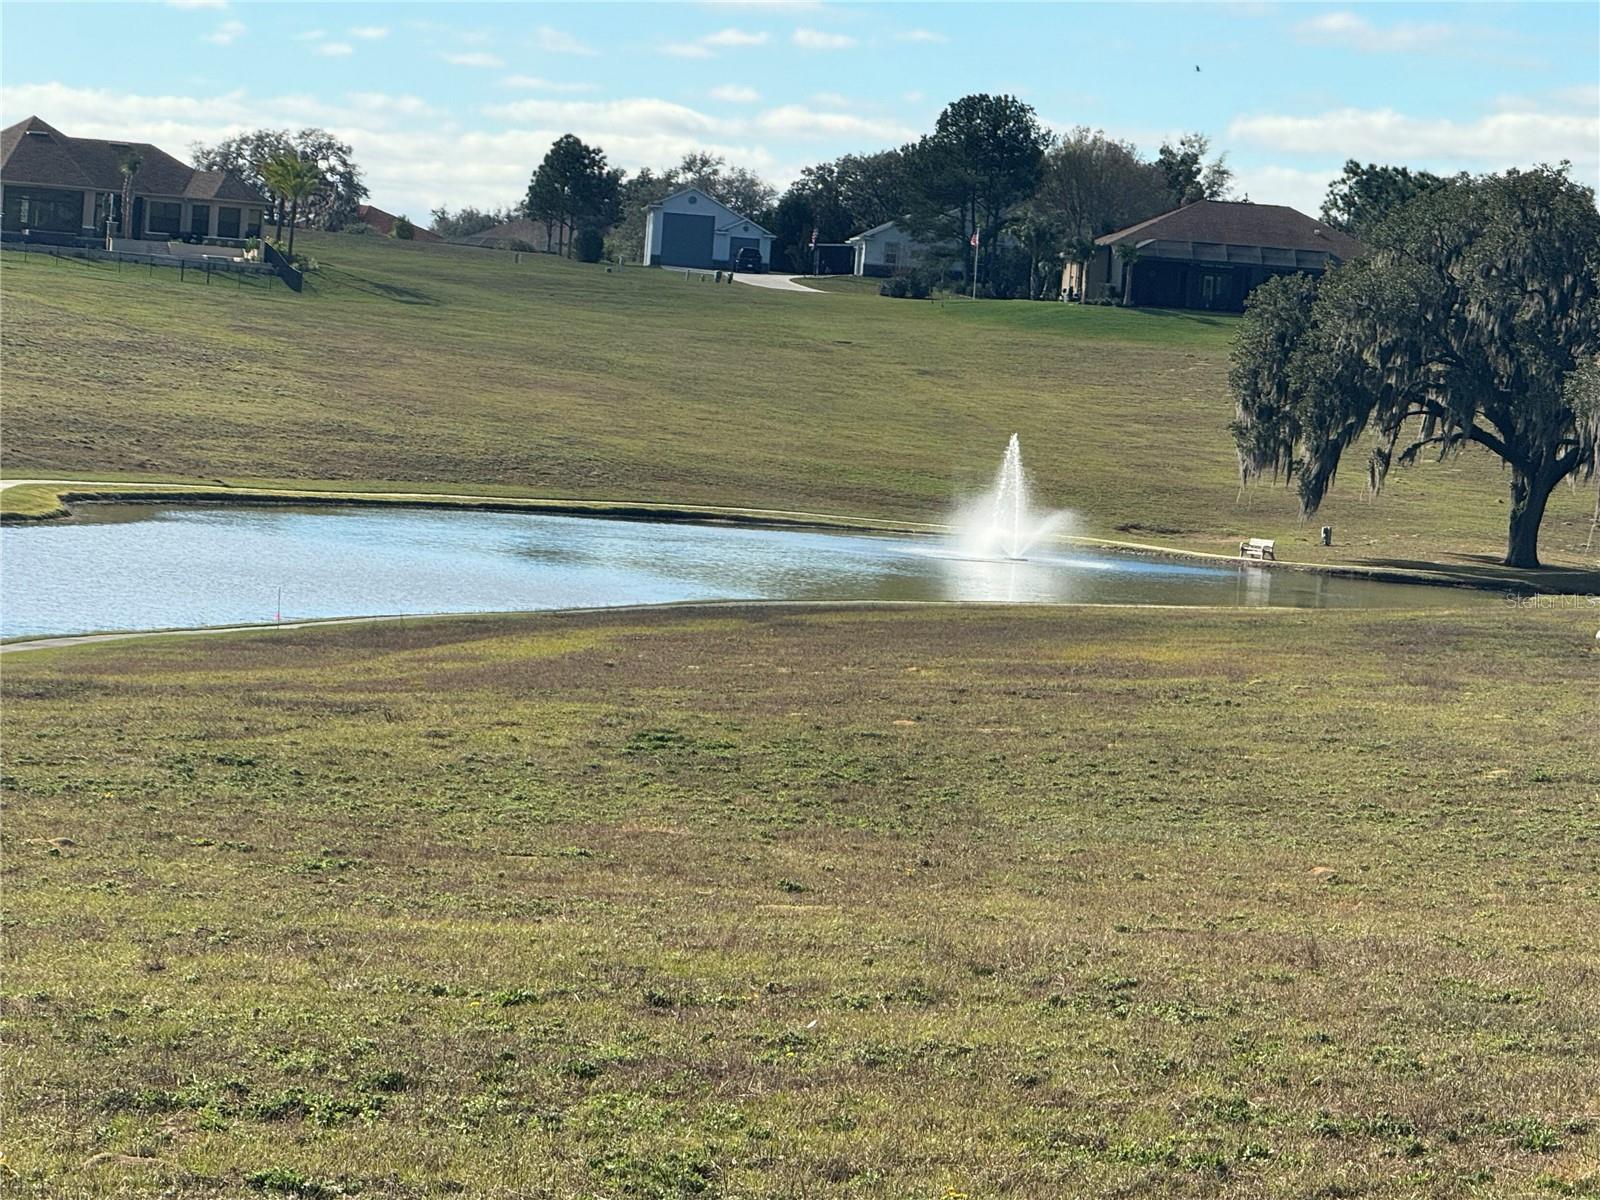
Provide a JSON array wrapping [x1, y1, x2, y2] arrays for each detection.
[[734, 247, 763, 273]]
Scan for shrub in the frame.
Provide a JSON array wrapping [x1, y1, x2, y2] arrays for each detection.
[[879, 271, 933, 300], [574, 229, 604, 263], [392, 215, 415, 240], [338, 223, 374, 236]]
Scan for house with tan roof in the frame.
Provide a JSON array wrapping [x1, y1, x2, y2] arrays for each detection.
[[451, 217, 568, 253], [355, 204, 442, 242], [1, 116, 267, 247], [1064, 199, 1367, 312]]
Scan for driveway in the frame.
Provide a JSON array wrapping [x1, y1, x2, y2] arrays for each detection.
[[731, 273, 822, 293]]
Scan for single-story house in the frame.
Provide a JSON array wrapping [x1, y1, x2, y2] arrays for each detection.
[[1064, 200, 1367, 312], [644, 188, 772, 271], [355, 204, 442, 242], [452, 217, 568, 253], [848, 220, 940, 277], [2, 115, 266, 247]]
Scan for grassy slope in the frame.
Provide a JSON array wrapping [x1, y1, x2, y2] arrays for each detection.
[[4, 606, 1599, 1198], [2, 237, 1595, 571]]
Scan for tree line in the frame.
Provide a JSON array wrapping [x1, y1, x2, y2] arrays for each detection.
[[426, 95, 1238, 292], [191, 95, 1240, 287]]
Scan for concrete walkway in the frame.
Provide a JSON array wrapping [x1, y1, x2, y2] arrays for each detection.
[[731, 273, 822, 293]]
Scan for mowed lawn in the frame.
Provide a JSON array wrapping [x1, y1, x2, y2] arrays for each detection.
[[2, 237, 1595, 570], [4, 605, 1598, 1198]]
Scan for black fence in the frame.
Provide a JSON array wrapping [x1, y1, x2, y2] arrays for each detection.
[[262, 242, 304, 293], [0, 244, 283, 292]]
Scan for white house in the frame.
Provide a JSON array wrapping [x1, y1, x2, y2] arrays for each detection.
[[847, 219, 959, 278], [644, 187, 773, 271]]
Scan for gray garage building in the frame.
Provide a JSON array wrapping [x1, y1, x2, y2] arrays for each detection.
[[643, 187, 774, 271]]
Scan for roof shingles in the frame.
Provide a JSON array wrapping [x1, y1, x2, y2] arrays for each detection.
[[1, 115, 266, 205], [1096, 199, 1366, 259]]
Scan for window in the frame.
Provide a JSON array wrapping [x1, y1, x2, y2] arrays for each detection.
[[146, 200, 182, 236], [883, 241, 900, 267], [244, 211, 261, 239], [190, 205, 210, 238], [2, 187, 84, 233], [217, 207, 241, 239]]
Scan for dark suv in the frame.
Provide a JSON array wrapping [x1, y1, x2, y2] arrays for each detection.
[[734, 247, 764, 273]]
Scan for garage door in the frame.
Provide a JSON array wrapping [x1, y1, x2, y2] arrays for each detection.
[[728, 236, 760, 265], [660, 212, 715, 268]]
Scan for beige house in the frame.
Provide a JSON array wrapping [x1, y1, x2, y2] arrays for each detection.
[[1, 116, 267, 247], [1063, 200, 1367, 312]]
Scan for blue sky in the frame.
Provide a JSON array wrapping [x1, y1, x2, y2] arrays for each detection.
[[3, 2, 1596, 223]]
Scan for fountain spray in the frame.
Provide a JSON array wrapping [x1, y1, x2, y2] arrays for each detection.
[[951, 434, 1070, 562]]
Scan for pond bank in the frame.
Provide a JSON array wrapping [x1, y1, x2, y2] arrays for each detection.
[[2, 477, 1593, 597]]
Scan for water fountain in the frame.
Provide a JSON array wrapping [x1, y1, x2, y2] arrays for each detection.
[[951, 434, 1070, 561]]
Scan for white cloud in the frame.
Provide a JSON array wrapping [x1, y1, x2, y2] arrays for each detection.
[[792, 27, 856, 50], [1229, 106, 1600, 173], [663, 27, 770, 57], [533, 25, 596, 55], [811, 91, 849, 108], [1228, 164, 1341, 217], [903, 90, 926, 104], [704, 27, 769, 46], [501, 75, 599, 93], [203, 19, 246, 46], [896, 29, 947, 44], [313, 42, 354, 58], [756, 105, 915, 142], [484, 95, 913, 149], [349, 92, 433, 116], [1553, 84, 1600, 111], [1294, 11, 1454, 53], [443, 51, 506, 69], [711, 84, 761, 103], [485, 96, 730, 141], [349, 25, 388, 40]]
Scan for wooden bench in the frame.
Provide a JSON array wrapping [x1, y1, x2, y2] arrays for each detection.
[[1239, 538, 1276, 561]]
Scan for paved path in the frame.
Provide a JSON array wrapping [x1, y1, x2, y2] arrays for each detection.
[[731, 273, 822, 293]]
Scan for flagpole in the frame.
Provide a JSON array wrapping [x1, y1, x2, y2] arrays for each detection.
[[970, 224, 980, 300]]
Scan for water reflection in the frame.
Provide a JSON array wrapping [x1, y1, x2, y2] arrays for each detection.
[[0, 503, 1493, 638]]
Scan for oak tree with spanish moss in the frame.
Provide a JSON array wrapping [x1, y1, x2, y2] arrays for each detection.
[[1231, 165, 1600, 569]]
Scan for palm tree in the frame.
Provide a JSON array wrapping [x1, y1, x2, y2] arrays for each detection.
[[259, 155, 293, 243], [262, 154, 324, 256], [117, 149, 143, 240], [1114, 241, 1142, 307]]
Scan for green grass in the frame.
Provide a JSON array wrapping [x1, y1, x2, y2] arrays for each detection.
[[0, 483, 69, 519], [4, 604, 1599, 1197], [3, 236, 1595, 573], [798, 275, 891, 295]]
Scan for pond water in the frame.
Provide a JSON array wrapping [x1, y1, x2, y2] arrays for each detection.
[[0, 503, 1492, 638]]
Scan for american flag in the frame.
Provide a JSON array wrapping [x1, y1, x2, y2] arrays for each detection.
[[970, 230, 979, 248]]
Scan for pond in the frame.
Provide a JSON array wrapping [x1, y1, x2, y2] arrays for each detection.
[[0, 503, 1493, 638]]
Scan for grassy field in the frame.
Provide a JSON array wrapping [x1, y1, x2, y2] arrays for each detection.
[[3, 237, 1596, 573], [4, 604, 1598, 1198]]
